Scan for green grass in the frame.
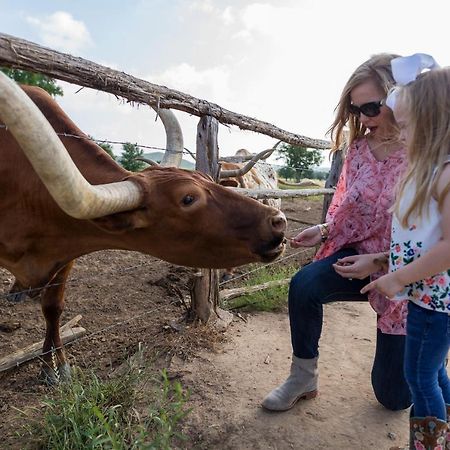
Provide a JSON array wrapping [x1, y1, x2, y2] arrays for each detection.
[[17, 359, 190, 450], [277, 180, 325, 201], [223, 264, 298, 312]]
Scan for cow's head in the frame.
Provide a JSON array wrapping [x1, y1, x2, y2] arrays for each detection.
[[92, 166, 286, 268], [0, 73, 286, 269]]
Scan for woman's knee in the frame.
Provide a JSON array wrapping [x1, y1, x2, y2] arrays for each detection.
[[372, 371, 412, 411], [288, 266, 318, 308]]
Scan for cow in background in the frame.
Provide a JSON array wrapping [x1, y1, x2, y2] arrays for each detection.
[[219, 149, 282, 281]]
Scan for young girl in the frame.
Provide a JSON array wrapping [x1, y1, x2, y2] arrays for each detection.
[[360, 55, 450, 449]]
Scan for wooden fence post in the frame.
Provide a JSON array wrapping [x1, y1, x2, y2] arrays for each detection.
[[190, 116, 220, 323], [321, 148, 344, 222]]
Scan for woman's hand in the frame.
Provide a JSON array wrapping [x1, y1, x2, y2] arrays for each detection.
[[360, 272, 404, 298], [290, 226, 322, 248], [332, 254, 381, 279]]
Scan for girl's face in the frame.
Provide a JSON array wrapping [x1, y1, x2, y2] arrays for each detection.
[[393, 96, 412, 147], [350, 80, 394, 138]]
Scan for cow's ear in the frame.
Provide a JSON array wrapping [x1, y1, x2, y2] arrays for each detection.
[[220, 179, 239, 187], [91, 210, 149, 233]]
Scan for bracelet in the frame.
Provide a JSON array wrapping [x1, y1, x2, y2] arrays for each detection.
[[317, 223, 329, 242]]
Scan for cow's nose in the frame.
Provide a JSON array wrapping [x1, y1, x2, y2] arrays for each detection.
[[271, 211, 287, 232]]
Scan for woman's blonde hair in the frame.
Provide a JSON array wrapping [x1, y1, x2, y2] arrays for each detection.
[[393, 67, 450, 227], [328, 53, 400, 151]]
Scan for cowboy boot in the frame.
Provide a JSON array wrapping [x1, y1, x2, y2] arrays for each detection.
[[409, 416, 447, 450], [390, 411, 448, 450], [445, 404, 450, 449], [261, 355, 318, 411]]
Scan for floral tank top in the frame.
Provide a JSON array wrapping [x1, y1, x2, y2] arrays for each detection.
[[315, 137, 408, 334], [389, 160, 450, 312]]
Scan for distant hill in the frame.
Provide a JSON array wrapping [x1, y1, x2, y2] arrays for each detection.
[[142, 151, 195, 170]]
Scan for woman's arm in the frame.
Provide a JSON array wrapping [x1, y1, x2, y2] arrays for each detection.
[[332, 252, 388, 279]]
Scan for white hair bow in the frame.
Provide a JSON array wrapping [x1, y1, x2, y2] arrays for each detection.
[[386, 53, 440, 109]]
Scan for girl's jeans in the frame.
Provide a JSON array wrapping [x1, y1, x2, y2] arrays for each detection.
[[289, 248, 411, 411], [405, 301, 450, 420]]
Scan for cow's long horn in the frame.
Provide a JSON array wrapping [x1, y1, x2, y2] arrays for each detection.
[[219, 148, 276, 179], [136, 157, 159, 166], [154, 108, 184, 167], [0, 72, 142, 220]]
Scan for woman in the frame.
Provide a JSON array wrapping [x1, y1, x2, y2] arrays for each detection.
[[262, 53, 411, 412]]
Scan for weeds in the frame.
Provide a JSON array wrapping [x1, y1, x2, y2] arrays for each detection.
[[223, 264, 297, 312], [17, 359, 190, 449]]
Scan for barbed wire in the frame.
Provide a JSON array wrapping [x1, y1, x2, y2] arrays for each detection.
[[0, 123, 330, 176], [1, 246, 315, 370], [0, 228, 316, 371], [4, 294, 183, 371], [0, 222, 312, 301]]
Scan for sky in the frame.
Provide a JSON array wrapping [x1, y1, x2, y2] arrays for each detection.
[[1, 0, 450, 167]]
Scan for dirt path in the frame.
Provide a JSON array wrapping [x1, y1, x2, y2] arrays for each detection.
[[176, 303, 409, 450], [0, 197, 411, 449]]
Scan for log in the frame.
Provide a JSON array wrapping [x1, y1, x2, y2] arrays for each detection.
[[231, 187, 335, 199], [0, 317, 86, 372], [60, 314, 82, 332], [278, 178, 320, 188], [220, 278, 291, 301], [0, 33, 331, 150]]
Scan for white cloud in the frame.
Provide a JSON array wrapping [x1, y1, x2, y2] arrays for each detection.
[[188, 0, 235, 26], [26, 11, 92, 53], [222, 6, 235, 26], [145, 62, 232, 105], [189, 0, 217, 14]]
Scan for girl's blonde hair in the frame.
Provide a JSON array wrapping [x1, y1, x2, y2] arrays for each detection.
[[393, 67, 450, 227], [328, 53, 400, 151]]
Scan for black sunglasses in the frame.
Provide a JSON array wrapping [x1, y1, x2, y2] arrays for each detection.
[[349, 100, 385, 118]]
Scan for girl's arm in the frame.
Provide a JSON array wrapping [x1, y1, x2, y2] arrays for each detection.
[[362, 165, 450, 297]]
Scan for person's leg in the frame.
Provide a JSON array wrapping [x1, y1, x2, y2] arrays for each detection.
[[404, 301, 450, 420], [262, 248, 368, 411], [371, 329, 412, 411], [288, 248, 368, 359], [438, 360, 450, 405]]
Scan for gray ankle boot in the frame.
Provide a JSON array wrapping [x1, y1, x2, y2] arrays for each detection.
[[261, 355, 318, 411]]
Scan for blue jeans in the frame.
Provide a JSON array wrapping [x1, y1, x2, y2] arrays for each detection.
[[289, 248, 412, 411], [405, 301, 450, 420]]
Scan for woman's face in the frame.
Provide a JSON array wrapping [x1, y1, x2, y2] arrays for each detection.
[[350, 80, 394, 138]]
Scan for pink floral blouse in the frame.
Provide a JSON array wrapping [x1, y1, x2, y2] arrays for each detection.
[[314, 137, 408, 335]]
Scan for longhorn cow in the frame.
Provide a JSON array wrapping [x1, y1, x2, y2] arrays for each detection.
[[0, 74, 286, 383]]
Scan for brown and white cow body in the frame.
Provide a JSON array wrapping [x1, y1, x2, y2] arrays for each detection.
[[219, 149, 282, 280], [0, 76, 286, 382]]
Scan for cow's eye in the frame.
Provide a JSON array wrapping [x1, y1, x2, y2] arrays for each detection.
[[182, 194, 195, 206]]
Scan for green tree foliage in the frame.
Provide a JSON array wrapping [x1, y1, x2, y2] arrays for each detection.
[[276, 144, 324, 181], [119, 142, 145, 172], [1, 68, 63, 97], [98, 142, 116, 161]]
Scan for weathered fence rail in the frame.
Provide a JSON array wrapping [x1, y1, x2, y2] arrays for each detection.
[[0, 33, 331, 150]]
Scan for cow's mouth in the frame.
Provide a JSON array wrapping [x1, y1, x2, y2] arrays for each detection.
[[259, 237, 287, 262]]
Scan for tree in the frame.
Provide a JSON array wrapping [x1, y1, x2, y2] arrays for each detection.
[[276, 144, 324, 181], [1, 67, 63, 97], [97, 142, 116, 161], [119, 142, 145, 172]]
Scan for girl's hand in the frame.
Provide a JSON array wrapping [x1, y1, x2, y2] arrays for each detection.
[[290, 226, 322, 248], [332, 254, 380, 279], [360, 273, 404, 298]]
